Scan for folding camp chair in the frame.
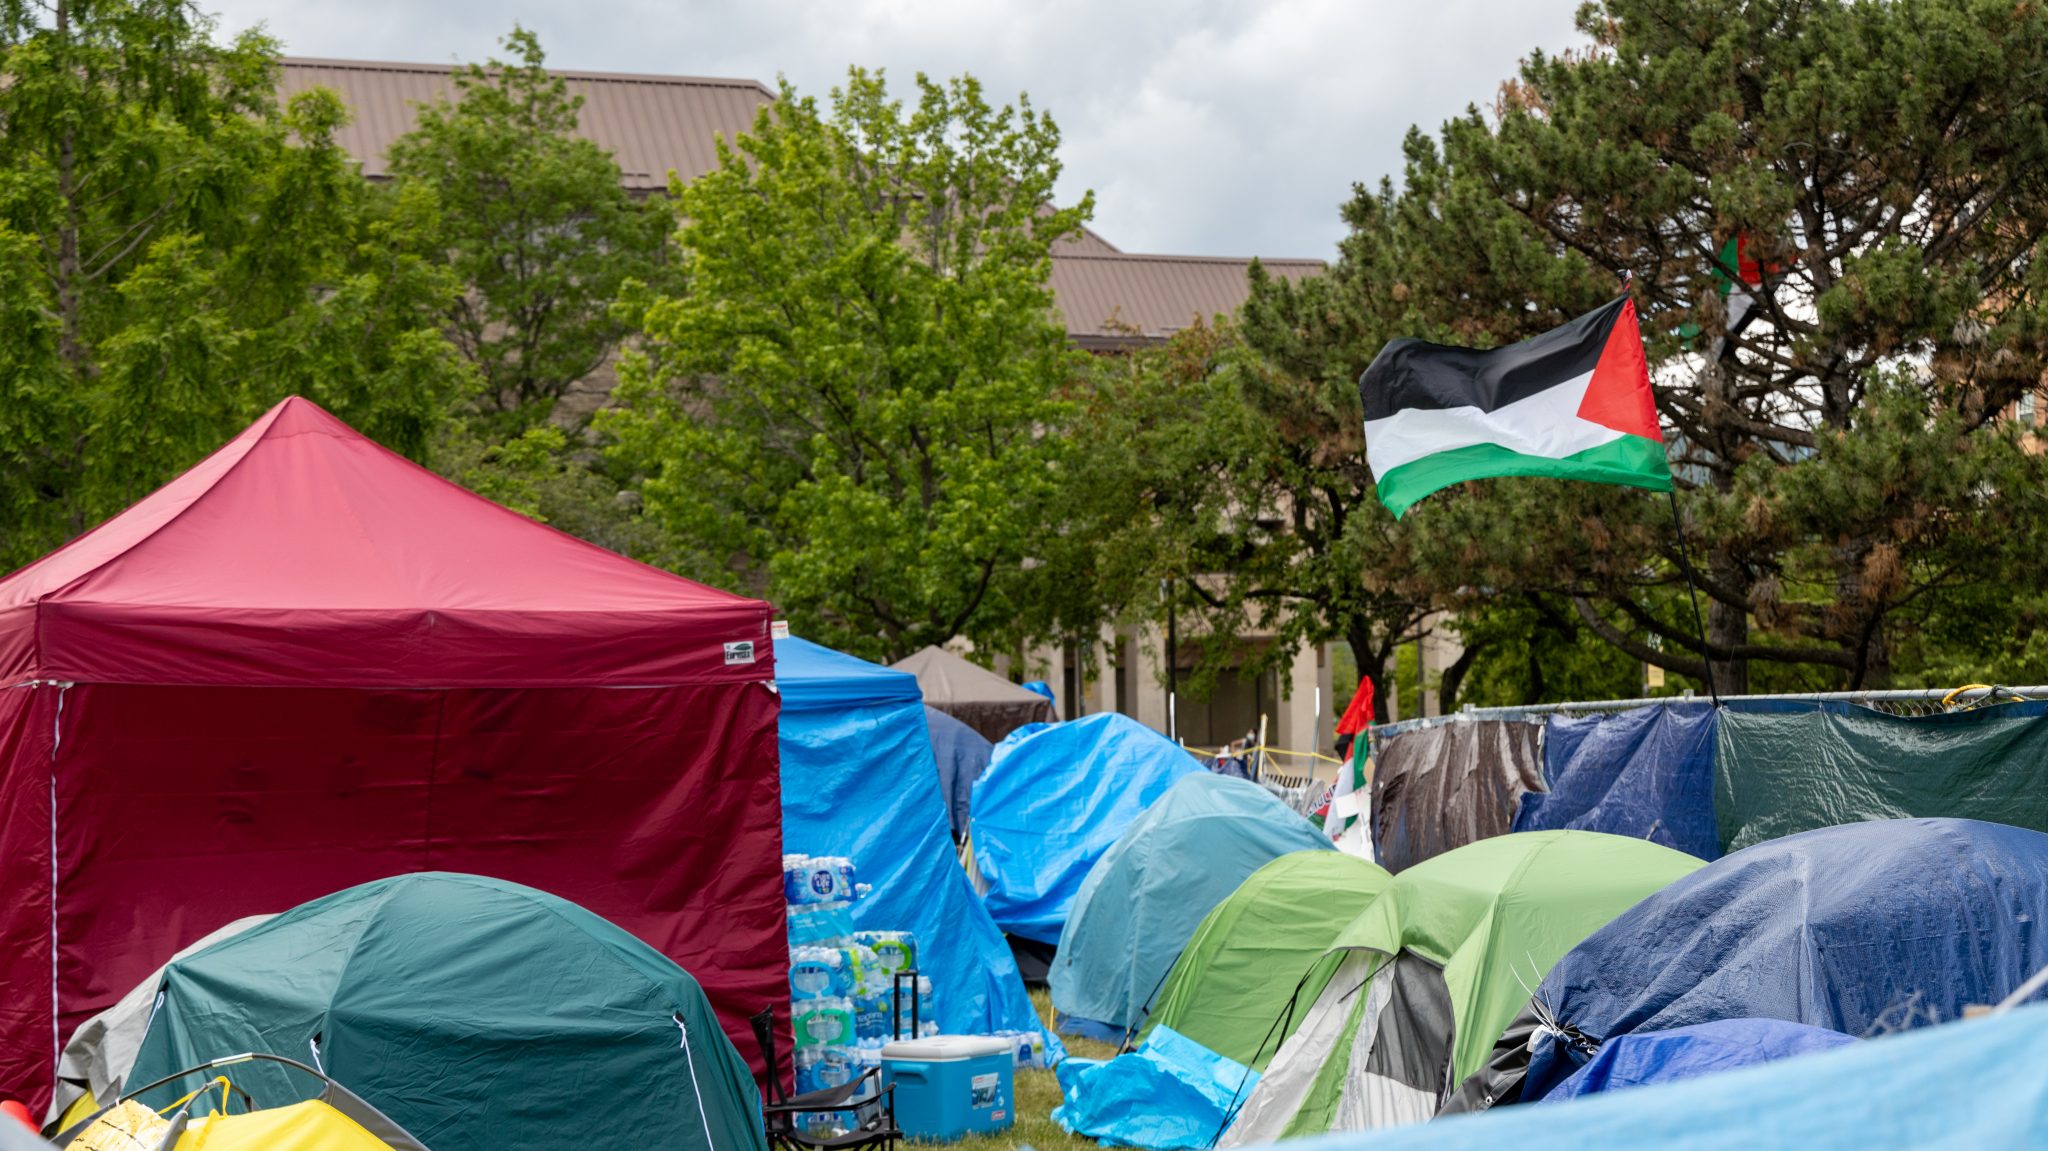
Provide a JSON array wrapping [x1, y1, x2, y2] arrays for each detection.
[[751, 1010, 900, 1151]]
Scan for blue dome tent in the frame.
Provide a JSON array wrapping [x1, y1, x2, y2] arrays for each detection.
[[972, 713, 1203, 945], [1448, 817, 2048, 1113], [775, 636, 1044, 1039], [1051, 773, 1333, 1035]]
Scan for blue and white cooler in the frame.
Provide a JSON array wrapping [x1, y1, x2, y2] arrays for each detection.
[[880, 1035, 1014, 1140]]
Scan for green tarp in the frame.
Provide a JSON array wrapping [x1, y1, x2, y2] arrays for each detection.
[[1138, 852, 1391, 1069], [1716, 702, 2048, 852], [125, 873, 767, 1151]]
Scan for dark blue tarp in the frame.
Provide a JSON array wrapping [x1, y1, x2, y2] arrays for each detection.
[[776, 637, 1044, 1038], [1541, 1018, 1855, 1102], [973, 713, 1204, 945], [1514, 704, 1719, 860], [925, 705, 990, 840], [1514, 817, 2048, 1101], [1307, 1002, 2048, 1151]]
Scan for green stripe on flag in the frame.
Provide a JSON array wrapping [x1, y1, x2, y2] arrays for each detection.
[[1376, 434, 1671, 518]]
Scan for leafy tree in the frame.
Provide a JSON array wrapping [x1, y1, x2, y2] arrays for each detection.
[[1046, 317, 1436, 722], [601, 70, 1090, 661], [1254, 0, 2048, 696], [0, 0, 471, 571], [388, 28, 671, 427]]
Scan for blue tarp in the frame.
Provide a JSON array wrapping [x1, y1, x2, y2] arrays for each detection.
[[1542, 1018, 1856, 1102], [1054, 1026, 1259, 1151], [775, 637, 1045, 1040], [925, 705, 990, 840], [1312, 1003, 2048, 1151], [973, 713, 1204, 945], [1051, 774, 1332, 1032], [1515, 817, 2048, 1101], [1513, 704, 1719, 860]]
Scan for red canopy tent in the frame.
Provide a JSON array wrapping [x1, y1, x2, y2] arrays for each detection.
[[0, 397, 786, 1111]]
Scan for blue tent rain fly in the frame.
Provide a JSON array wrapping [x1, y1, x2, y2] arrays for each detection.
[[1447, 817, 2048, 1113], [1301, 1002, 2048, 1151], [1051, 773, 1333, 1034], [925, 706, 991, 841], [776, 637, 1044, 1038], [1541, 1018, 1856, 1102], [1513, 704, 1719, 861], [972, 713, 1204, 945]]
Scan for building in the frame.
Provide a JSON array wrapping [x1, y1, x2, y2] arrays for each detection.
[[283, 55, 1332, 754]]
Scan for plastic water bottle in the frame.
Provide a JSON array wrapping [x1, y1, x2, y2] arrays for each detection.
[[784, 855, 859, 909], [790, 946, 856, 1000], [852, 931, 918, 977], [793, 997, 855, 1047]]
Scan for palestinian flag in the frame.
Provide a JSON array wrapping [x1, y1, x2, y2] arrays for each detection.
[[1359, 297, 1671, 518]]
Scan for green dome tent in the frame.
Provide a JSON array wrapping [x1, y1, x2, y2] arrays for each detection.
[[124, 873, 767, 1151], [1217, 832, 1701, 1145], [1136, 851, 1391, 1070]]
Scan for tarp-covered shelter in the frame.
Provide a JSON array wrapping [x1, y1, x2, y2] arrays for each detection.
[[1541, 1018, 1855, 1102], [1308, 1002, 2048, 1151], [774, 636, 1043, 1038], [1052, 774, 1334, 1034], [1513, 704, 1718, 860], [973, 713, 1203, 945], [1141, 852, 1392, 1069], [1715, 701, 2048, 852], [1451, 818, 2048, 1112], [124, 873, 767, 1151], [1371, 720, 1543, 871], [0, 398, 785, 1110], [891, 645, 1054, 742], [925, 705, 991, 840], [1219, 832, 1702, 1145]]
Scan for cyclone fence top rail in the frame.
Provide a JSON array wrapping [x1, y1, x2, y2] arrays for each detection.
[[1371, 684, 2048, 740]]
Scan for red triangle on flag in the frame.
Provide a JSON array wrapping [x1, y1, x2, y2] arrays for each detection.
[[1576, 299, 1663, 442]]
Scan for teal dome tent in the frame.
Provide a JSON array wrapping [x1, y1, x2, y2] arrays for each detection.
[[125, 873, 767, 1151]]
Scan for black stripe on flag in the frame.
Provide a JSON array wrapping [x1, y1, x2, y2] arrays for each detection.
[[1359, 297, 1629, 420]]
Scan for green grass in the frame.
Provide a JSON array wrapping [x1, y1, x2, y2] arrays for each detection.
[[942, 988, 1118, 1151]]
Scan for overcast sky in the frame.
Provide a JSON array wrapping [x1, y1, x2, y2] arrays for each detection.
[[201, 0, 1585, 260]]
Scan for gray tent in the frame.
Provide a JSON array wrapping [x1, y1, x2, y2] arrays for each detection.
[[892, 646, 1054, 742], [46, 915, 273, 1127]]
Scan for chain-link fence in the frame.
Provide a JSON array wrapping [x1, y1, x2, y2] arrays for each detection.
[[1375, 684, 2048, 738]]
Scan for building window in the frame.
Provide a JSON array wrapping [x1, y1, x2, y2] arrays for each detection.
[[2021, 390, 2038, 425]]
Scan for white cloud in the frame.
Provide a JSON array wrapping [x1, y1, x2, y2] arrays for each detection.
[[205, 0, 1582, 258]]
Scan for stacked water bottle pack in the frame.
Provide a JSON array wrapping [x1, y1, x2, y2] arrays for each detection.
[[783, 855, 938, 1110]]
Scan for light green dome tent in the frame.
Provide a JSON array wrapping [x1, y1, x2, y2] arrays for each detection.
[[1136, 851, 1391, 1069], [1217, 831, 1702, 1145], [124, 873, 768, 1151]]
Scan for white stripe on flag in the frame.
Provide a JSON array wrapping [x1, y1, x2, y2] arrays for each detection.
[[1362, 369, 1624, 480]]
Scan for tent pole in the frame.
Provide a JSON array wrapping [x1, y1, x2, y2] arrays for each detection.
[[1666, 487, 1722, 708], [1166, 578, 1179, 742]]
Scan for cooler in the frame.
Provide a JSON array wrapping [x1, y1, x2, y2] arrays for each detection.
[[880, 1036, 1014, 1140]]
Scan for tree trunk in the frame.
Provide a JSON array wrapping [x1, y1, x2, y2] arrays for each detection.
[[1706, 550, 1750, 696], [54, 1, 89, 379]]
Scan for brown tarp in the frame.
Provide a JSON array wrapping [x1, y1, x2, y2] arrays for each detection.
[[891, 646, 1055, 742], [1372, 719, 1545, 872]]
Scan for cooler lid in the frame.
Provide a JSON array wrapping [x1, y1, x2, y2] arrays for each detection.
[[880, 1035, 1014, 1062]]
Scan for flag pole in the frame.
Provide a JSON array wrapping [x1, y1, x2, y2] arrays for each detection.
[[1665, 485, 1722, 707]]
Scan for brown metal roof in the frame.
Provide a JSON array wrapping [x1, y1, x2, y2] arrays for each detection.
[[281, 56, 773, 189], [1049, 252, 1325, 350], [281, 57, 1317, 341]]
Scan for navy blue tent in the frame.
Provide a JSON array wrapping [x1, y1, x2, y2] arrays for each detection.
[[1513, 704, 1718, 860], [925, 705, 990, 841], [775, 636, 1044, 1038], [1448, 817, 2048, 1112], [1541, 1018, 1855, 1102]]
